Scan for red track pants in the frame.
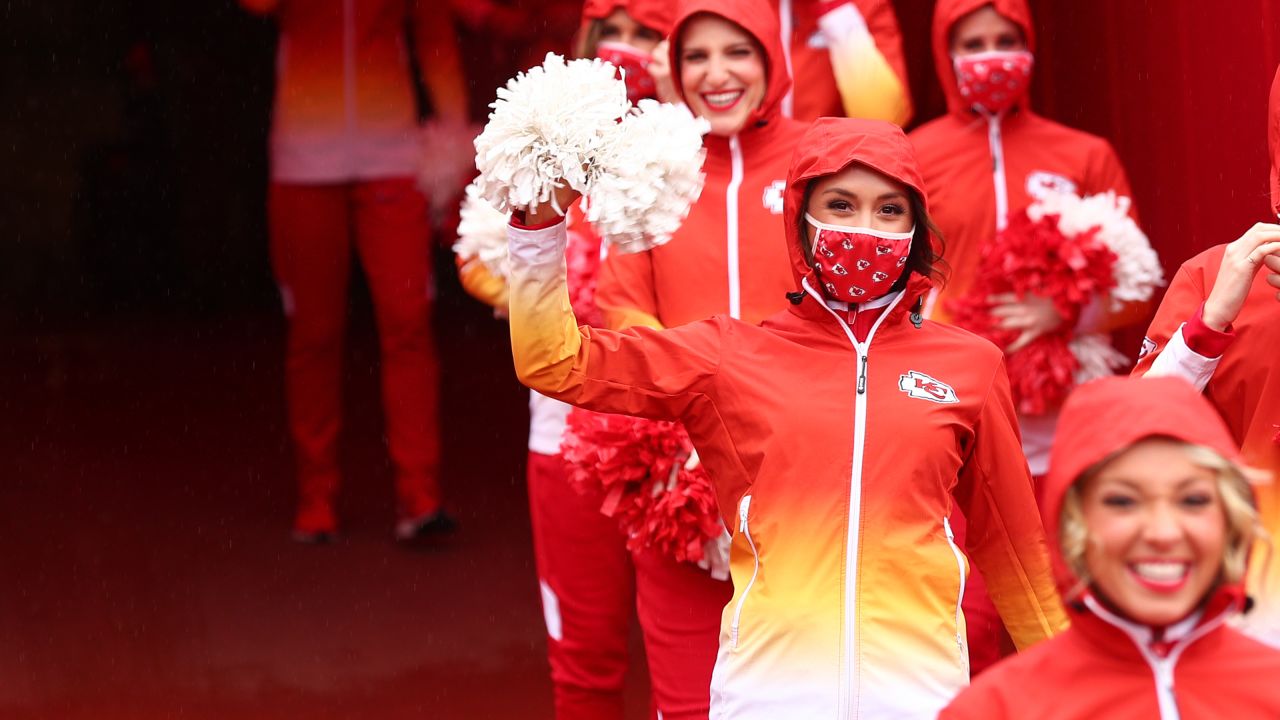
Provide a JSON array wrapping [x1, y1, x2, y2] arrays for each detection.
[[526, 451, 731, 720], [270, 179, 441, 533]]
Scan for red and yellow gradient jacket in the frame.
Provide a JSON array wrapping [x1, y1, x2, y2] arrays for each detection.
[[941, 376, 1280, 720], [240, 0, 467, 183], [1133, 69, 1280, 642], [595, 0, 806, 332], [909, 0, 1140, 328], [507, 117, 1064, 718], [774, 0, 911, 124]]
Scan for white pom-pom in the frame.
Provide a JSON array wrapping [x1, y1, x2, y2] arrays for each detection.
[[586, 100, 710, 253], [1069, 332, 1128, 384], [1028, 191, 1165, 310], [418, 118, 484, 215], [454, 179, 511, 279], [473, 53, 629, 215]]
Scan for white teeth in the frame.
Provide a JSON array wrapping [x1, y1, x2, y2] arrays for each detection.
[[704, 90, 742, 106], [1133, 562, 1188, 582]]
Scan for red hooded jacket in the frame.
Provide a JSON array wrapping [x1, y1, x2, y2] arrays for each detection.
[[1133, 65, 1280, 645], [507, 117, 1065, 719], [594, 0, 807, 332], [941, 376, 1280, 720], [909, 0, 1139, 327]]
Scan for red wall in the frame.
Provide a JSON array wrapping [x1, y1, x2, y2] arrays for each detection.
[[897, 0, 1280, 297]]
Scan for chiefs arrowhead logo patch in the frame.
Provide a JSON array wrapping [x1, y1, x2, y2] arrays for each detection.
[[898, 371, 959, 404]]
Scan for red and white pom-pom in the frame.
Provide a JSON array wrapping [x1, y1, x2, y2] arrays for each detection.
[[561, 410, 722, 564], [417, 118, 484, 215], [453, 179, 511, 279], [474, 53, 629, 215], [946, 208, 1117, 414], [1028, 191, 1164, 309], [586, 100, 709, 253]]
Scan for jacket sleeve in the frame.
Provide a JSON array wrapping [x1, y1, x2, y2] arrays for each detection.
[[1132, 260, 1223, 388], [455, 255, 509, 310], [596, 246, 665, 331], [1083, 140, 1152, 333], [821, 0, 912, 126], [508, 218, 723, 419], [411, 0, 469, 123], [954, 359, 1069, 649]]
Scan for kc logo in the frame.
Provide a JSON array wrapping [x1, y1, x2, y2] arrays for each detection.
[[898, 371, 959, 404], [762, 180, 786, 215], [1138, 337, 1157, 360], [1025, 170, 1078, 200]]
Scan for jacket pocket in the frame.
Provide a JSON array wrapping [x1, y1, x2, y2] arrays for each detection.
[[730, 494, 760, 650], [943, 516, 969, 674]]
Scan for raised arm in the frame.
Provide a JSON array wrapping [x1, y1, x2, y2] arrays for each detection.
[[953, 360, 1068, 649], [821, 0, 912, 125], [507, 207, 724, 419]]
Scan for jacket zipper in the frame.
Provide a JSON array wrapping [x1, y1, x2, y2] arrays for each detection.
[[802, 278, 905, 719], [726, 135, 744, 319], [1083, 595, 1230, 720], [986, 115, 1009, 232], [778, 0, 795, 118], [942, 516, 969, 675], [730, 494, 759, 649]]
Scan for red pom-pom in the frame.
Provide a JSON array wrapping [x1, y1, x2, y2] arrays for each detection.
[[561, 410, 722, 563], [945, 210, 1116, 415]]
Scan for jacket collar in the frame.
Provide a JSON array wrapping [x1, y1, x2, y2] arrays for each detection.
[[790, 272, 930, 339], [1067, 586, 1245, 661]]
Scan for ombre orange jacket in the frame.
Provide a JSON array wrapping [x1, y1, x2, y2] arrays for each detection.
[[507, 118, 1065, 718]]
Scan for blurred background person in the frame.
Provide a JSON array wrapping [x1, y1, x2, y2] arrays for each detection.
[[773, 0, 912, 124], [238, 0, 468, 543], [910, 0, 1150, 674]]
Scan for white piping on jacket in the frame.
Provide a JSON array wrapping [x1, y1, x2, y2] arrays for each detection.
[[779, 0, 795, 118], [1083, 595, 1230, 720], [802, 277, 907, 719], [987, 115, 1009, 231], [943, 516, 969, 676], [726, 135, 745, 319], [730, 494, 759, 649]]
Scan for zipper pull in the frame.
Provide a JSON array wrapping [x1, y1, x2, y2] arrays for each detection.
[[857, 355, 868, 394], [739, 495, 752, 532]]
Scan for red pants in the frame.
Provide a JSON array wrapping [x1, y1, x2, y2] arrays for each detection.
[[527, 451, 731, 720], [270, 179, 441, 532]]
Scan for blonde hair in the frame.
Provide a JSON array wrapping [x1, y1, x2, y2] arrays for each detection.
[[1059, 442, 1267, 599]]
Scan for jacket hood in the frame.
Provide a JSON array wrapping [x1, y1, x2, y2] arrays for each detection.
[[784, 117, 930, 295], [1043, 376, 1245, 593], [932, 0, 1036, 117], [668, 0, 792, 129], [581, 0, 677, 35], [1269, 63, 1279, 216]]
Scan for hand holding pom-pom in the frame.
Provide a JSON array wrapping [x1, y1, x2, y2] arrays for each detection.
[[474, 53, 628, 216], [477, 54, 708, 252]]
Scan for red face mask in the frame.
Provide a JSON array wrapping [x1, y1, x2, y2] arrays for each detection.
[[952, 50, 1034, 116], [806, 213, 914, 302], [597, 41, 657, 104]]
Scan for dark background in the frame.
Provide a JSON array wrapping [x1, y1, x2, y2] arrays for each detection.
[[2, 1, 1278, 718]]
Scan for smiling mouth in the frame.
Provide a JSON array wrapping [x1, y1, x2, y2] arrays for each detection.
[[700, 89, 745, 111], [1128, 561, 1191, 592]]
